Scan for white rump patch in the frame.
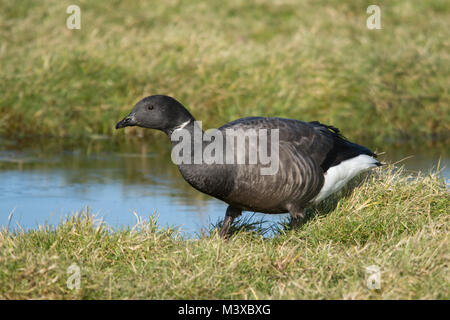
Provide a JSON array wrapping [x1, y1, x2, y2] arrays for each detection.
[[313, 154, 379, 203]]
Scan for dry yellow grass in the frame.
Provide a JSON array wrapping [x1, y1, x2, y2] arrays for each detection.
[[1, 167, 448, 299], [0, 0, 449, 144]]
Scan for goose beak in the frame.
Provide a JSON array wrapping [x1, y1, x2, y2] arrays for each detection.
[[115, 114, 136, 129]]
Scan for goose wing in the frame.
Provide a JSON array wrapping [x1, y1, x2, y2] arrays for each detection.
[[217, 117, 332, 210], [220, 117, 378, 173]]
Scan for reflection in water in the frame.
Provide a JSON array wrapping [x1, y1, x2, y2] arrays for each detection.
[[0, 137, 448, 236]]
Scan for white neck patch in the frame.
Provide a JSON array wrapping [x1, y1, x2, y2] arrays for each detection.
[[172, 119, 191, 132]]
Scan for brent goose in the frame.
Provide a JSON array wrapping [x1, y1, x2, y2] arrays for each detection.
[[116, 95, 381, 236]]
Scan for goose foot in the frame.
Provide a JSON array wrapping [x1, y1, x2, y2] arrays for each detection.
[[288, 205, 306, 229], [219, 206, 242, 237]]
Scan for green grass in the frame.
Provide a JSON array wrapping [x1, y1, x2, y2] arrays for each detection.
[[0, 0, 449, 143], [0, 0, 448, 300], [1, 167, 448, 299]]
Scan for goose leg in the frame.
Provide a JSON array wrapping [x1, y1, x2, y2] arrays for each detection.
[[287, 205, 306, 229], [219, 206, 242, 237]]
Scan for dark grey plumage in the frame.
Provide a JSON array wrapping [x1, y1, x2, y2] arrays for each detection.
[[116, 95, 380, 236]]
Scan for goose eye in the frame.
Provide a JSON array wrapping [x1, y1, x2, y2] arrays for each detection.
[[148, 105, 154, 110]]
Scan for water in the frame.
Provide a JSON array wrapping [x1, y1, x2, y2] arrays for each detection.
[[0, 138, 448, 236]]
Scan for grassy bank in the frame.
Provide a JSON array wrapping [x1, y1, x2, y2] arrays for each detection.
[[1, 167, 448, 299], [0, 0, 449, 143]]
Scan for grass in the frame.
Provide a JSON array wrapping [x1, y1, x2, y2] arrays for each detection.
[[0, 0, 448, 300], [0, 0, 449, 144], [1, 167, 448, 299]]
